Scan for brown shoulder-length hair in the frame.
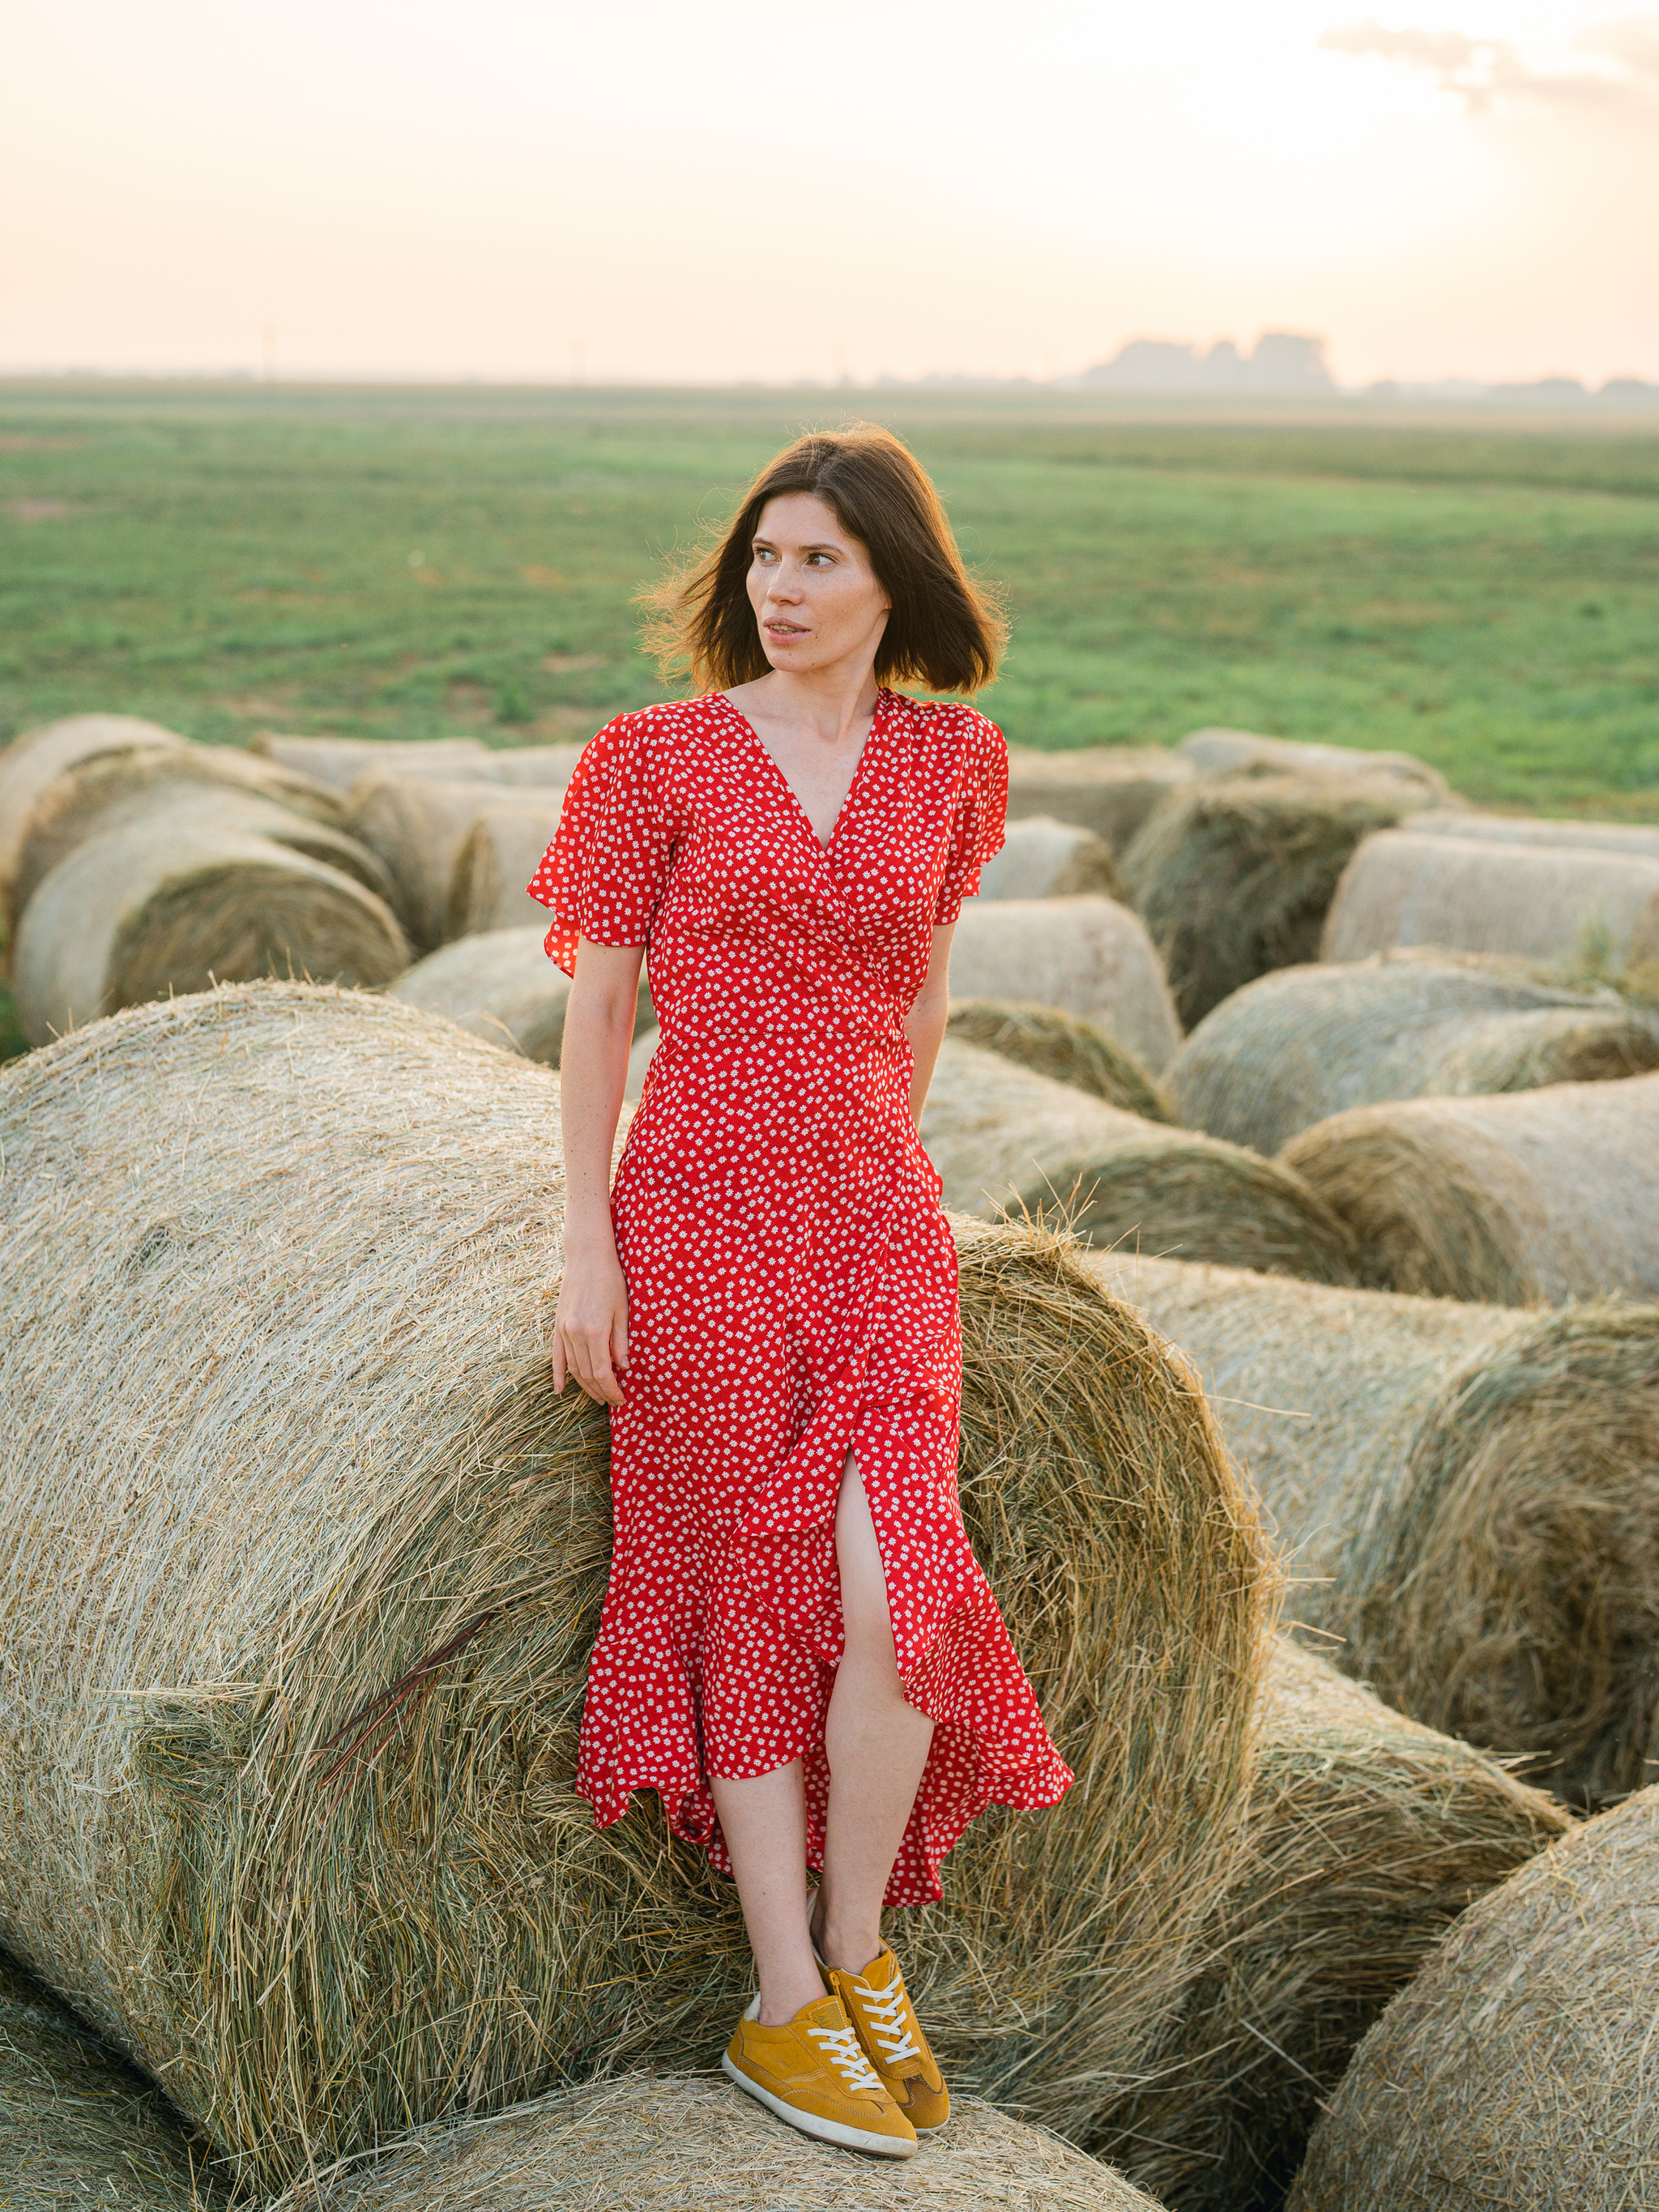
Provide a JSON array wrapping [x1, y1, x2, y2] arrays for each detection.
[[643, 424, 1007, 696]]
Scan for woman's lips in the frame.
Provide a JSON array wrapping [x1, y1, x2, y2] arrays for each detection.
[[766, 620, 807, 637]]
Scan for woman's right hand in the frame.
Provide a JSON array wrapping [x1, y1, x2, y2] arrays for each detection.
[[552, 1242, 631, 1406]]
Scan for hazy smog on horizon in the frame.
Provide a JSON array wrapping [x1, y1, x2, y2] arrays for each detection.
[[4, 0, 1657, 390]]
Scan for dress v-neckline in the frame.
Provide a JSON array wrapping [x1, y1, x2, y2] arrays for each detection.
[[715, 689, 886, 857]]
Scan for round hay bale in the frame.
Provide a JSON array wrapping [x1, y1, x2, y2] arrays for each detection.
[[975, 815, 1125, 902], [489, 744, 586, 786], [1169, 951, 1659, 1156], [1285, 1784, 1659, 2212], [0, 984, 1270, 2184], [10, 744, 396, 934], [390, 927, 572, 1062], [1175, 729, 1451, 801], [1121, 777, 1419, 1029], [0, 714, 189, 935], [1004, 744, 1196, 855], [11, 797, 412, 1044], [287, 2073, 1164, 2211], [1405, 808, 1659, 857], [390, 927, 654, 1065], [1094, 1251, 1659, 1804], [1097, 1639, 1568, 2212], [946, 999, 1172, 1120], [0, 1955, 210, 2210], [1282, 1069, 1659, 1306], [1322, 829, 1659, 970], [922, 1040, 1357, 1284], [446, 794, 570, 938], [347, 775, 511, 953], [945, 897, 1181, 1075], [251, 734, 500, 791]]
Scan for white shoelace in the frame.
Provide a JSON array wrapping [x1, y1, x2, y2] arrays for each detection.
[[854, 1981, 922, 2067], [808, 2018, 885, 2093]]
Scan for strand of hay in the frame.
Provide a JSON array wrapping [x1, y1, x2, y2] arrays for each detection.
[[279, 2073, 1165, 2211], [945, 897, 1182, 1075], [11, 746, 396, 935], [0, 714, 188, 937], [0, 984, 1270, 2188], [1405, 808, 1659, 857], [922, 1040, 1356, 1284], [252, 735, 501, 791], [1282, 1069, 1659, 1305], [0, 1954, 215, 2210], [1093, 1251, 1659, 1804], [946, 999, 1172, 1120], [347, 775, 513, 953], [446, 795, 570, 938], [11, 798, 412, 1044], [1169, 950, 1659, 1155], [1121, 777, 1420, 1029], [1175, 730, 1450, 801], [976, 815, 1125, 902], [1004, 745, 1196, 855], [1285, 1784, 1658, 2211], [1322, 828, 1659, 970], [1096, 1639, 1567, 2212]]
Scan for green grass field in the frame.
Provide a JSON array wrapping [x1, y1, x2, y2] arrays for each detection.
[[2, 380, 1657, 816]]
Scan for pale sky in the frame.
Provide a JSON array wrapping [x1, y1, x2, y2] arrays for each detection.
[[2, 0, 1657, 387]]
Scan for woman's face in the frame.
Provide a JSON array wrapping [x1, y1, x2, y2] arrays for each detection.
[[746, 492, 891, 679]]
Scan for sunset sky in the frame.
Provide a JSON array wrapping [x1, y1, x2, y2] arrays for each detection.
[[3, 0, 1656, 387]]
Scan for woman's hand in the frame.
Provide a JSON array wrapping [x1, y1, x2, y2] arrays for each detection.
[[552, 1239, 630, 1405]]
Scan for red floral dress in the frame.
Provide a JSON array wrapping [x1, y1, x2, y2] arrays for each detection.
[[528, 688, 1072, 1905]]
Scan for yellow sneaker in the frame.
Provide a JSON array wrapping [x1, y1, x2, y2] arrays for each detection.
[[722, 1991, 919, 2158], [821, 1945, 949, 2135]]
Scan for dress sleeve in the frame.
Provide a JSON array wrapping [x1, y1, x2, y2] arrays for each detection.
[[933, 711, 1009, 926], [526, 712, 676, 976]]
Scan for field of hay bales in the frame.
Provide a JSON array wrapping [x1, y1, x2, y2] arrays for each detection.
[[4, 384, 1659, 2207]]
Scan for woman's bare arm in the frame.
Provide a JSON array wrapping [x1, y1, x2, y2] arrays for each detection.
[[903, 923, 954, 1123], [553, 936, 644, 1405]]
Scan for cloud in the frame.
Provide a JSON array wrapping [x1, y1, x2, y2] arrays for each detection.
[[1319, 13, 1659, 113]]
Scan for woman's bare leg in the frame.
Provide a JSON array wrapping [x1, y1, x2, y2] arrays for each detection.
[[812, 1453, 936, 1975], [710, 1762, 825, 2025]]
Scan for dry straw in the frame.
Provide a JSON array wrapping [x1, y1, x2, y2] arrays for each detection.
[[976, 816, 1126, 903], [1282, 1068, 1659, 1306], [0, 714, 188, 947], [1169, 949, 1659, 1155], [10, 744, 395, 935], [1173, 729, 1450, 799], [0, 984, 1270, 2189], [252, 735, 501, 791], [0, 1954, 217, 2210], [1097, 1639, 1567, 2212], [279, 2073, 1164, 2212], [945, 999, 1172, 1121], [488, 745, 588, 786], [1121, 776, 1422, 1029], [1322, 828, 1659, 970], [1286, 1784, 1657, 2212], [346, 775, 514, 953], [1004, 744, 1196, 855], [1094, 1251, 1659, 1805], [446, 794, 569, 938], [945, 896, 1181, 1074], [11, 795, 411, 1046], [922, 1040, 1356, 1284]]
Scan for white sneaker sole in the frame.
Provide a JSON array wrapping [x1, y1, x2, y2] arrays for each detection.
[[721, 2052, 919, 2159]]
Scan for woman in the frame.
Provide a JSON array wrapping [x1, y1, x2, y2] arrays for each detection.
[[530, 425, 1071, 2160]]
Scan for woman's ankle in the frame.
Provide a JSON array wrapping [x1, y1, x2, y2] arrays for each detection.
[[810, 1894, 883, 1976], [756, 1964, 829, 2027]]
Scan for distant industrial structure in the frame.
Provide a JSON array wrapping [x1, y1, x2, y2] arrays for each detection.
[[1076, 332, 1334, 394]]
